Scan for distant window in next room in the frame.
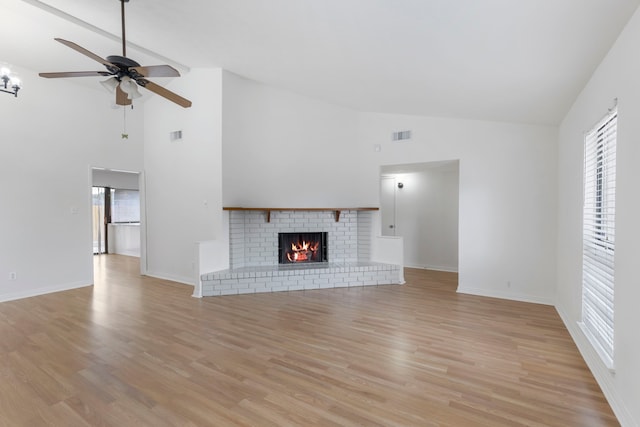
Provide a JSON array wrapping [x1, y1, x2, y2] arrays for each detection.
[[111, 189, 140, 223]]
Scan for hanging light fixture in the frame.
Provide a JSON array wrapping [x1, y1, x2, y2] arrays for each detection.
[[1, 67, 21, 97], [100, 76, 119, 93], [101, 76, 141, 100], [119, 76, 142, 100]]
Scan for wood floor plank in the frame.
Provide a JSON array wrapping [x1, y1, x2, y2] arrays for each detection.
[[0, 255, 619, 426]]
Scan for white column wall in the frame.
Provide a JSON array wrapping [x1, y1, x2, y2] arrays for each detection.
[[143, 68, 223, 285]]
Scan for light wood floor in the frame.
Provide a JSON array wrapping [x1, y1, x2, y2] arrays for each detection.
[[0, 255, 618, 426]]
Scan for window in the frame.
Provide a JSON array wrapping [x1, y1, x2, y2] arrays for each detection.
[[110, 189, 140, 223], [581, 107, 617, 369]]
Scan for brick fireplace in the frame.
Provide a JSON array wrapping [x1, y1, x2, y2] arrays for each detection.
[[200, 208, 402, 296]]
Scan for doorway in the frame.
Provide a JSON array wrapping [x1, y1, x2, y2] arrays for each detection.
[[380, 161, 460, 272], [91, 168, 143, 260]]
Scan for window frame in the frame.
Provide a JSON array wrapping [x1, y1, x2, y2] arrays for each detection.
[[580, 107, 617, 371]]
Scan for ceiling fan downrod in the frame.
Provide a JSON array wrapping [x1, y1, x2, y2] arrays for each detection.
[[120, 0, 129, 57]]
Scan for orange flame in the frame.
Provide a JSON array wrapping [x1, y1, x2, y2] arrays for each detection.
[[287, 240, 320, 262]]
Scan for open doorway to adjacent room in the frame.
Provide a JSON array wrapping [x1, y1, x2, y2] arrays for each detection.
[[91, 168, 145, 278], [380, 160, 460, 273]]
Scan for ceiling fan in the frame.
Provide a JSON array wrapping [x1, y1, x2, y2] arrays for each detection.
[[39, 0, 192, 108]]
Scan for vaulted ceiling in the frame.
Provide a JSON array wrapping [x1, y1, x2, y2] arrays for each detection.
[[3, 0, 639, 125]]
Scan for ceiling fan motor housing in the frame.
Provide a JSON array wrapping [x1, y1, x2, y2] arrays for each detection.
[[106, 55, 141, 79]]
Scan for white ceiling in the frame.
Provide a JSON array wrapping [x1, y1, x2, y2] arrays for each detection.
[[3, 0, 639, 125]]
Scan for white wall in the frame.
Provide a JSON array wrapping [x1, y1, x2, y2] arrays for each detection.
[[359, 114, 558, 304], [219, 71, 557, 303], [143, 68, 223, 285], [221, 71, 371, 207], [92, 169, 139, 190], [216, 69, 559, 303], [0, 65, 144, 302], [556, 7, 640, 426], [382, 163, 459, 272]]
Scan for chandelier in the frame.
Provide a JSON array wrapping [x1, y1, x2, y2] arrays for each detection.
[[1, 67, 21, 97]]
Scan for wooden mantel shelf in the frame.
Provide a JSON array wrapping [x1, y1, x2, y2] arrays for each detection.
[[223, 207, 379, 222]]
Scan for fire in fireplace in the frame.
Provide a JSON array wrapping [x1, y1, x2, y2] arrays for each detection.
[[278, 232, 328, 264]]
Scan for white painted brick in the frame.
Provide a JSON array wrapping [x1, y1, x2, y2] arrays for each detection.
[[318, 282, 335, 289], [223, 210, 378, 281], [250, 282, 266, 289]]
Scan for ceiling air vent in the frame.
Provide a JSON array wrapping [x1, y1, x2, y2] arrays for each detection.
[[392, 130, 412, 142]]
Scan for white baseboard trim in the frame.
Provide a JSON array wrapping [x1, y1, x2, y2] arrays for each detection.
[[145, 271, 195, 286], [456, 286, 553, 306], [112, 251, 141, 258], [404, 264, 458, 273], [555, 304, 635, 427], [0, 281, 91, 303]]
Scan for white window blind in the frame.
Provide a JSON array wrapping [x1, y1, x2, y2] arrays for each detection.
[[110, 189, 140, 223], [582, 108, 617, 368]]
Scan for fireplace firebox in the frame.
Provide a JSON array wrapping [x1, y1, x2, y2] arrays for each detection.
[[278, 232, 328, 264]]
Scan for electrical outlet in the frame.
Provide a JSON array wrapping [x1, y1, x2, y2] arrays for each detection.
[[9, 272, 17, 280]]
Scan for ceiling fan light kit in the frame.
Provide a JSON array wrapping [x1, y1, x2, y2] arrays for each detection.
[[100, 77, 119, 93], [119, 76, 142, 99], [38, 0, 191, 108]]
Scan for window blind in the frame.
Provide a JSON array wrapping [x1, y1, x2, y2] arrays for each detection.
[[582, 108, 617, 367], [110, 189, 140, 223]]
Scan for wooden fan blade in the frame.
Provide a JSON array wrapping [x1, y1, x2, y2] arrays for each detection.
[[39, 71, 111, 78], [116, 85, 132, 106], [54, 38, 116, 69], [131, 65, 180, 78], [140, 80, 192, 108]]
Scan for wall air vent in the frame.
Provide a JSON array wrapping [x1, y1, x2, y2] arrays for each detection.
[[392, 130, 412, 142], [169, 130, 183, 142]]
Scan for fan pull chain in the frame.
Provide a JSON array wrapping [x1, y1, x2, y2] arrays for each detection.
[[121, 105, 128, 139]]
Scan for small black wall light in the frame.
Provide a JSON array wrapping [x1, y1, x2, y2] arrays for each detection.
[[397, 182, 404, 189]]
